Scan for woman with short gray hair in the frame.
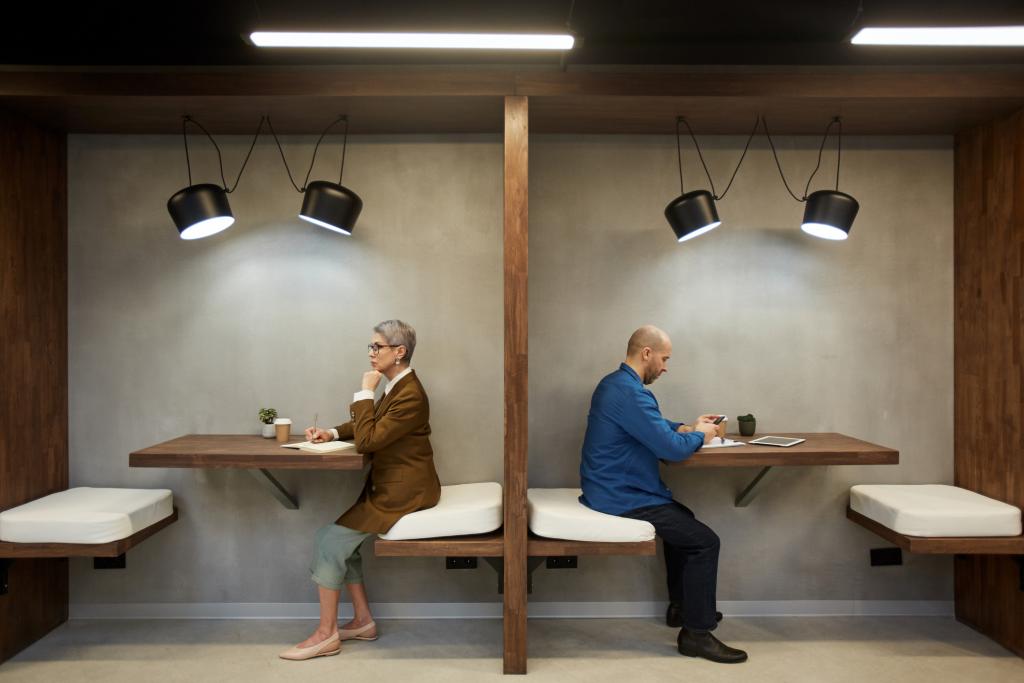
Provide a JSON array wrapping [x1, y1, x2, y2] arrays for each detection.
[[280, 319, 440, 661]]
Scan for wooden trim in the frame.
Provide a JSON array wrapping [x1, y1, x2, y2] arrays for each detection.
[[0, 509, 179, 559], [527, 534, 656, 557], [673, 433, 899, 468], [373, 532, 504, 558], [0, 108, 69, 665], [129, 434, 368, 470], [503, 94, 529, 676], [1, 67, 1022, 99], [846, 507, 1024, 555]]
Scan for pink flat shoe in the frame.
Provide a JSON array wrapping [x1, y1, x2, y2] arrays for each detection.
[[338, 620, 378, 641], [279, 631, 341, 660]]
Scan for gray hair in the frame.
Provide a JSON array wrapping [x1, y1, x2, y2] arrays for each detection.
[[374, 319, 417, 363]]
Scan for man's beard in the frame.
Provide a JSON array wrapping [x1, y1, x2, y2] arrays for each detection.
[[643, 368, 658, 385]]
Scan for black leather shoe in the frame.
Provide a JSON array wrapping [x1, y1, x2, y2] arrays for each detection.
[[677, 628, 748, 663], [666, 603, 723, 628]]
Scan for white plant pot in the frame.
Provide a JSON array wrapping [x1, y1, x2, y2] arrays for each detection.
[[261, 423, 275, 438]]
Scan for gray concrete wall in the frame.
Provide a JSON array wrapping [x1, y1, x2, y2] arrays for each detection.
[[528, 135, 953, 602], [67, 132, 952, 608], [68, 134, 504, 604]]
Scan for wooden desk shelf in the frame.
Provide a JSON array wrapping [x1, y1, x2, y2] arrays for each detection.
[[130, 435, 368, 510], [669, 433, 899, 506]]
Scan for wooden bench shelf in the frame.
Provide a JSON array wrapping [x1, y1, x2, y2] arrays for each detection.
[[375, 531, 505, 558], [0, 508, 179, 559], [374, 530, 657, 558], [846, 507, 1024, 555], [527, 533, 656, 557]]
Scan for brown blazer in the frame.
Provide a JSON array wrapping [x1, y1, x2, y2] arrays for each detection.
[[333, 370, 441, 534]]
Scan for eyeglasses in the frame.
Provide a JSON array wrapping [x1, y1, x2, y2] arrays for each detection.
[[367, 343, 400, 355]]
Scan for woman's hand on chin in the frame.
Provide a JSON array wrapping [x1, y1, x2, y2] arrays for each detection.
[[362, 370, 383, 391]]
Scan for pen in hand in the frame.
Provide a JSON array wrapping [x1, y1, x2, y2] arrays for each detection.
[[312, 413, 319, 442]]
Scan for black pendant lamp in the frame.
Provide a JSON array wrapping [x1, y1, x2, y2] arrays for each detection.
[[764, 116, 859, 241], [167, 116, 265, 240], [270, 115, 362, 236], [665, 116, 758, 243]]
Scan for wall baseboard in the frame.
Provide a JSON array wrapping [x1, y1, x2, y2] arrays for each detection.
[[69, 600, 953, 620]]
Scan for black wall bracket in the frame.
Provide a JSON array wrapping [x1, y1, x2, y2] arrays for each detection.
[[0, 558, 12, 595], [94, 553, 127, 570], [870, 547, 903, 566]]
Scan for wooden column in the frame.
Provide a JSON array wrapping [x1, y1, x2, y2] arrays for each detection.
[[953, 107, 1024, 657], [0, 109, 68, 663], [502, 95, 528, 675]]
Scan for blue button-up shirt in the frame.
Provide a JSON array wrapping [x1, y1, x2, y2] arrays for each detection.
[[580, 363, 705, 515]]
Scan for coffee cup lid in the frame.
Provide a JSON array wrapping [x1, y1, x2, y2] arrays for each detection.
[[274, 418, 292, 425]]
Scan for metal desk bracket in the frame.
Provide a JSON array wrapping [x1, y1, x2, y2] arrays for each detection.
[[248, 469, 298, 509], [735, 467, 773, 507]]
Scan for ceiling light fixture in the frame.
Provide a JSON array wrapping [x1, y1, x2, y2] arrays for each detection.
[[763, 116, 859, 241], [665, 116, 759, 243], [250, 31, 574, 50], [269, 115, 363, 236], [851, 26, 1024, 46], [167, 116, 265, 240]]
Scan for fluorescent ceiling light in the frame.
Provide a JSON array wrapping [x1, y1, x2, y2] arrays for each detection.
[[250, 31, 574, 50], [851, 26, 1024, 46]]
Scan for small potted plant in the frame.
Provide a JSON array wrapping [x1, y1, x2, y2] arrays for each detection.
[[258, 408, 278, 438], [737, 413, 756, 437]]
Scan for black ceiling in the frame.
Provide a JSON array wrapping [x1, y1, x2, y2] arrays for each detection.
[[3, 0, 1024, 67]]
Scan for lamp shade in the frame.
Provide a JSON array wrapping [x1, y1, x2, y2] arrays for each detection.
[[299, 180, 363, 235], [665, 190, 722, 242], [801, 190, 859, 241], [167, 184, 235, 240]]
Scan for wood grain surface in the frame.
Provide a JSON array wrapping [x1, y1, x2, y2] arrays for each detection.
[[503, 94, 529, 676], [670, 433, 898, 468], [0, 109, 68, 664], [954, 106, 1024, 657], [1, 68, 1023, 134], [129, 434, 368, 470], [374, 532, 505, 558]]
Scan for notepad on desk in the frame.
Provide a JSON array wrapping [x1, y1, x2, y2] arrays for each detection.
[[281, 440, 357, 454], [702, 437, 745, 449]]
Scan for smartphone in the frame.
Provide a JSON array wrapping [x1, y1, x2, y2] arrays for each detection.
[[712, 415, 727, 424]]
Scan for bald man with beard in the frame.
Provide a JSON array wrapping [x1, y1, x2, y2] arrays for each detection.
[[579, 325, 747, 664]]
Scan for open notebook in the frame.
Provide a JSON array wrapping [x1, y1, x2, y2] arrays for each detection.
[[280, 440, 357, 454]]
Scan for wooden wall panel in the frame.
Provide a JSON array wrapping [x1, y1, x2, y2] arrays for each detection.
[[502, 95, 528, 675], [0, 108, 69, 663], [953, 107, 1024, 657]]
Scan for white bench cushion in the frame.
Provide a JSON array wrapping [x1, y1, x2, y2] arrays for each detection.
[[379, 482, 502, 540], [0, 487, 174, 544], [850, 484, 1022, 537], [527, 488, 656, 542]]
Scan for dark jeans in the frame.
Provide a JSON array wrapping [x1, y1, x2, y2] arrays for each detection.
[[621, 500, 720, 632]]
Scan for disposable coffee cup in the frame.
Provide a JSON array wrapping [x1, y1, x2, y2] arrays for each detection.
[[274, 418, 292, 443], [716, 418, 728, 441]]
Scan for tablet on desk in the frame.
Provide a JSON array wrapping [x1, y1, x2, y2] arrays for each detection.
[[749, 436, 806, 447]]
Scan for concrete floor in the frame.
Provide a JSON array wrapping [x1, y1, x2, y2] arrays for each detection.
[[3, 617, 1023, 682]]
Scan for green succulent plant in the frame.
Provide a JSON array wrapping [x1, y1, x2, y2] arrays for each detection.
[[737, 413, 755, 422], [258, 408, 278, 424]]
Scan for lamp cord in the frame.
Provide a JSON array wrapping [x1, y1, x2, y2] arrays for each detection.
[[715, 115, 760, 200], [267, 115, 350, 193], [675, 115, 759, 200], [802, 117, 842, 199], [181, 115, 265, 193], [761, 116, 806, 202]]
